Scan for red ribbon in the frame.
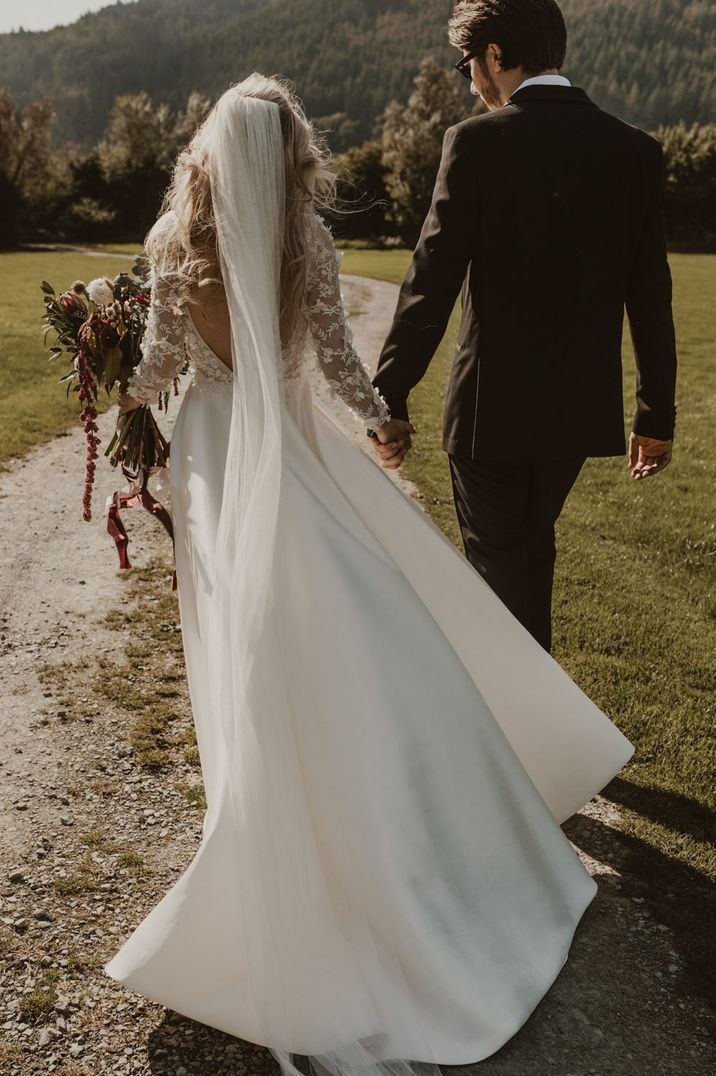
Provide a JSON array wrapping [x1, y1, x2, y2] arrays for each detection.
[[105, 470, 177, 590]]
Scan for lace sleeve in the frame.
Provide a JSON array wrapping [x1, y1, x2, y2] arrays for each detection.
[[304, 214, 391, 428], [125, 274, 188, 405]]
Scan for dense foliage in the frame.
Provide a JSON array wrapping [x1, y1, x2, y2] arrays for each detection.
[[0, 88, 211, 246], [2, 73, 714, 249], [656, 123, 716, 246], [380, 58, 471, 244], [342, 73, 716, 248], [1, 0, 714, 153], [560, 0, 716, 133], [1, 0, 714, 248]]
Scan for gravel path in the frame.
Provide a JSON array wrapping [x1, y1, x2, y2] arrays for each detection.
[[0, 274, 712, 1076]]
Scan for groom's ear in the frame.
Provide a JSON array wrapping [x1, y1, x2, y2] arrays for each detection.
[[487, 43, 503, 70]]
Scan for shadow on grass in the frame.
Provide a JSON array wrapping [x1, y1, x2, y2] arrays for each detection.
[[607, 776, 716, 848], [564, 781, 715, 1014]]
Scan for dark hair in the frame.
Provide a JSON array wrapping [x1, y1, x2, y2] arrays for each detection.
[[448, 0, 567, 74]]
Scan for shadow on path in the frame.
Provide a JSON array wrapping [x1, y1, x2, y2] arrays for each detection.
[[565, 778, 715, 1013], [142, 793, 715, 1076]]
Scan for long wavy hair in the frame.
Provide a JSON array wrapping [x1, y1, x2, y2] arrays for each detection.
[[145, 73, 337, 346]]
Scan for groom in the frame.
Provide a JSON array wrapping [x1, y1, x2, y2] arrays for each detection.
[[370, 0, 678, 653]]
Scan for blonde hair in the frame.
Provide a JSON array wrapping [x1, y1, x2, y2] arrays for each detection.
[[145, 73, 337, 346]]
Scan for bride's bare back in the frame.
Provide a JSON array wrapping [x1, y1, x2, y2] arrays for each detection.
[[187, 280, 233, 370], [122, 213, 393, 432]]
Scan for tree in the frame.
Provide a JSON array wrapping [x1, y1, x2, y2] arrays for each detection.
[[313, 111, 363, 155], [94, 90, 210, 241], [380, 57, 472, 245], [2, 1, 714, 154], [57, 148, 116, 242], [0, 172, 22, 248], [172, 91, 212, 149], [0, 90, 54, 245], [98, 92, 176, 179], [332, 139, 397, 241], [657, 123, 716, 245]]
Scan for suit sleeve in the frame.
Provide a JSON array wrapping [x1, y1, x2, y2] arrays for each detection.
[[626, 138, 678, 441], [372, 124, 479, 421]]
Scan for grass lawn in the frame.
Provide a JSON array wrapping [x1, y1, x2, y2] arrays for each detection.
[[344, 246, 716, 1003], [0, 250, 138, 464], [89, 243, 144, 256]]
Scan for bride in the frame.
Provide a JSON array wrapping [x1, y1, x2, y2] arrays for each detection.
[[104, 73, 633, 1076]]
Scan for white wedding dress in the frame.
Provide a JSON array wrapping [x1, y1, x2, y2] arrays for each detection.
[[103, 95, 633, 1076]]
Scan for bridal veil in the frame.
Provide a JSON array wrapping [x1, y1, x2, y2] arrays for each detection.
[[205, 83, 443, 1076]]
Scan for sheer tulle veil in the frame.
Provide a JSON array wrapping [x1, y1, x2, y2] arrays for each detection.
[[202, 78, 445, 1076]]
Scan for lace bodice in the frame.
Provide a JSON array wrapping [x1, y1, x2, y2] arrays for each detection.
[[125, 213, 390, 428]]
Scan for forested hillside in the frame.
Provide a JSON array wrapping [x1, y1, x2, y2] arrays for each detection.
[[0, 0, 458, 150], [560, 0, 716, 131], [0, 0, 714, 150]]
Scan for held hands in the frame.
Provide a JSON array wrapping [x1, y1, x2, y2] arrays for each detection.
[[370, 419, 416, 470], [629, 433, 673, 480]]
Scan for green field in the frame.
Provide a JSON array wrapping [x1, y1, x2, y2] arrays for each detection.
[[2, 245, 714, 999], [0, 250, 135, 463]]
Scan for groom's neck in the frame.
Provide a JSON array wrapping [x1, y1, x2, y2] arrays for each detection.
[[497, 66, 560, 106]]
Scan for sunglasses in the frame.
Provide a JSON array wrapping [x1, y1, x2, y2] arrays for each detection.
[[454, 50, 480, 80]]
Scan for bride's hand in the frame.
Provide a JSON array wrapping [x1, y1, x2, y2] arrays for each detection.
[[118, 395, 142, 416], [371, 419, 415, 471]]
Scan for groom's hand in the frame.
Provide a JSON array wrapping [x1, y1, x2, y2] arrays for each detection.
[[370, 420, 415, 470], [629, 432, 673, 480]]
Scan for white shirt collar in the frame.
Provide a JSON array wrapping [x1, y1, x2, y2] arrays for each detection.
[[512, 74, 572, 94]]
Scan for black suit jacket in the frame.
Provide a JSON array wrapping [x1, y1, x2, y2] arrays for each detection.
[[373, 85, 678, 460]]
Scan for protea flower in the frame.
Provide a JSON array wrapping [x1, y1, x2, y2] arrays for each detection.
[[58, 289, 88, 312]]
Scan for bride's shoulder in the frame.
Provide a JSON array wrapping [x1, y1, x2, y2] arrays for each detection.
[[304, 210, 340, 273], [149, 270, 189, 312], [305, 208, 334, 244]]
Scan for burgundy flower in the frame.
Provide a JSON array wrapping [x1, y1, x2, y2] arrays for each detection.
[[58, 290, 88, 312], [76, 348, 101, 521]]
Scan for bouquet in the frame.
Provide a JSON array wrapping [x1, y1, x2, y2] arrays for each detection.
[[40, 259, 180, 521], [41, 261, 181, 585]]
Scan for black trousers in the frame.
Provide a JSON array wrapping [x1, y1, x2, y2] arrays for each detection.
[[447, 454, 587, 653]]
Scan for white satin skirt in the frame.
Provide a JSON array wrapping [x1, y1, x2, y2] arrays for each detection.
[[104, 373, 633, 1066]]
